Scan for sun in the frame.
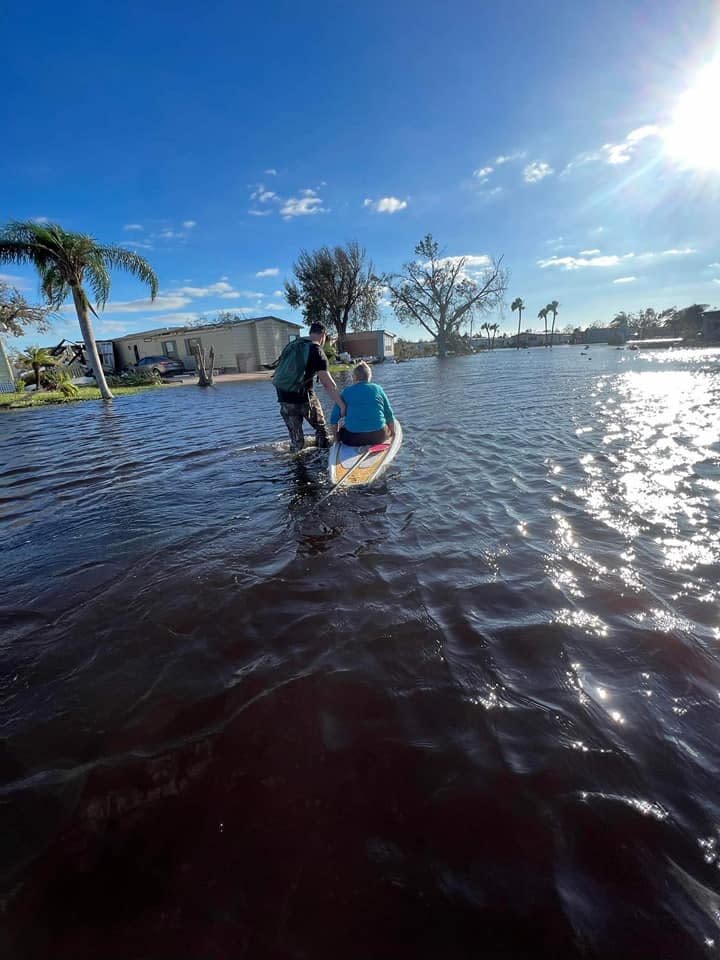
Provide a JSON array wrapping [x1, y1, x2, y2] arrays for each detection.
[[663, 58, 720, 170]]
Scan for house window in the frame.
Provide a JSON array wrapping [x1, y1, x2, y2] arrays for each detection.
[[185, 337, 202, 356], [162, 340, 178, 357]]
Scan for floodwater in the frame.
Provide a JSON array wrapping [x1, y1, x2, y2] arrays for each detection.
[[1, 345, 719, 959]]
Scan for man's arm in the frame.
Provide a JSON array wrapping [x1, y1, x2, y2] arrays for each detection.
[[318, 370, 345, 414]]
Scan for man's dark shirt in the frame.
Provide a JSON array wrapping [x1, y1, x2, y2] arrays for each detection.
[[276, 341, 328, 403]]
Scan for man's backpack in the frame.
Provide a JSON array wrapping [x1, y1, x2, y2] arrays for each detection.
[[271, 337, 312, 394]]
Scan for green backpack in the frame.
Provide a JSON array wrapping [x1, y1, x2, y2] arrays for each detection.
[[271, 337, 312, 393]]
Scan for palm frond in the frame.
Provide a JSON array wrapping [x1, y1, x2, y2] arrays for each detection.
[[84, 250, 112, 308], [97, 245, 159, 300]]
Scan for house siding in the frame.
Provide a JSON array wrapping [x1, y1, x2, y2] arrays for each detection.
[[112, 317, 300, 373]]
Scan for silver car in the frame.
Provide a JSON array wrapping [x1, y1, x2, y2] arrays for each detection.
[[134, 355, 185, 376]]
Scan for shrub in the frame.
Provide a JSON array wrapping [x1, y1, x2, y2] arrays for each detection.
[[58, 379, 80, 398], [14, 379, 26, 394], [41, 367, 73, 389], [106, 368, 161, 387]]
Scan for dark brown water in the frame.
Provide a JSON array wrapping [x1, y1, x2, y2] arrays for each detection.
[[2, 346, 720, 959]]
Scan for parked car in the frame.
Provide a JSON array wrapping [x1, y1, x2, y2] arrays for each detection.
[[134, 356, 185, 376]]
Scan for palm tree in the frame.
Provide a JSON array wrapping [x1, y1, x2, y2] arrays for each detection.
[[481, 321, 492, 350], [547, 300, 559, 347], [19, 345, 55, 390], [0, 221, 158, 400], [538, 307, 548, 346], [490, 322, 499, 350], [511, 297, 525, 349]]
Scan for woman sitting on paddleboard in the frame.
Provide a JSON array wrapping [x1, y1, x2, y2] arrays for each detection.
[[329, 361, 396, 447]]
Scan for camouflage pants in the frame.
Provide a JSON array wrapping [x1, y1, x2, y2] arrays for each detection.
[[279, 395, 332, 452]]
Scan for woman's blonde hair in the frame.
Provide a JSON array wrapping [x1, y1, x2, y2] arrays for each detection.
[[353, 361, 372, 382]]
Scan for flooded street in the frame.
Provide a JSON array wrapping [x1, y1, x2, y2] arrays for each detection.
[[2, 345, 719, 959]]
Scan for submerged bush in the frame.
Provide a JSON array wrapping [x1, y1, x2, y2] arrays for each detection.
[[106, 369, 161, 387]]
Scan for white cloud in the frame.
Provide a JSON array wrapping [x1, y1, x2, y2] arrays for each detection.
[[591, 226, 605, 235], [272, 290, 284, 297], [248, 209, 273, 217], [561, 151, 601, 175], [256, 267, 279, 277], [579, 249, 601, 255], [613, 276, 637, 284], [99, 294, 193, 313], [280, 189, 327, 218], [363, 196, 408, 213], [250, 183, 278, 203], [121, 240, 154, 251], [708, 262, 720, 268], [159, 229, 185, 239], [182, 220, 197, 229], [713, 278, 720, 285], [602, 124, 661, 164], [538, 253, 633, 270], [264, 169, 278, 176], [123, 223, 144, 231], [473, 165, 494, 178], [175, 281, 235, 297], [495, 151, 526, 165], [219, 292, 241, 299], [538, 247, 695, 271], [523, 161, 554, 183], [32, 216, 49, 224], [266, 302, 286, 310], [0, 272, 31, 289]]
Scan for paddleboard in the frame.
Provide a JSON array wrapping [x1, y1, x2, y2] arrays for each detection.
[[328, 421, 403, 487]]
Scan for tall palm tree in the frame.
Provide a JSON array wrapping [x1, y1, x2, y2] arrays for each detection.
[[511, 297, 525, 349], [19, 345, 55, 390], [538, 307, 548, 346], [0, 221, 158, 400], [481, 321, 492, 350], [490, 322, 499, 350], [547, 300, 559, 347]]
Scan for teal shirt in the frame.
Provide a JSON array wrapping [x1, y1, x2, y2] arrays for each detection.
[[330, 382, 394, 432]]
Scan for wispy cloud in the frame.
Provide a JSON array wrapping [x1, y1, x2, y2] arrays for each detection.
[[613, 276, 637, 284], [538, 253, 632, 270], [538, 247, 695, 271], [256, 267, 279, 277], [248, 208, 273, 217], [602, 124, 661, 165], [96, 294, 194, 313], [0, 272, 31, 289], [363, 196, 408, 213], [713, 278, 720, 286], [264, 168, 278, 176], [708, 262, 720, 269], [250, 184, 277, 203], [121, 240, 154, 251], [182, 220, 197, 229], [523, 161, 554, 183], [495, 151, 526, 165], [281, 189, 327, 219], [266, 302, 286, 310], [473, 165, 493, 180], [32, 216, 49, 224], [123, 223, 144, 231], [560, 151, 601, 176], [579, 249, 601, 255]]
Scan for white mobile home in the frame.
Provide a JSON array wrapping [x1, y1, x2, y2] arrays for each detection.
[[112, 315, 302, 373]]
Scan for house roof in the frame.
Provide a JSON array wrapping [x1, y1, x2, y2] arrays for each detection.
[[112, 315, 302, 342]]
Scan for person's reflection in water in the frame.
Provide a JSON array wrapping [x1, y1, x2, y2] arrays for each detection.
[[286, 451, 343, 553]]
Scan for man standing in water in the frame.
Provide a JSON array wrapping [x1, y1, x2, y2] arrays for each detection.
[[273, 322, 345, 452]]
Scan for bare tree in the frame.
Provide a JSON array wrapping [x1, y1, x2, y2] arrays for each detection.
[[0, 282, 54, 338], [385, 235, 508, 357], [284, 242, 381, 347]]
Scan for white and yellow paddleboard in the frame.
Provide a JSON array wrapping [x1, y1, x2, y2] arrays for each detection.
[[328, 421, 403, 487]]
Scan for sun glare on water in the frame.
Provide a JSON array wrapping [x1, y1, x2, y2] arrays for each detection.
[[663, 57, 720, 170]]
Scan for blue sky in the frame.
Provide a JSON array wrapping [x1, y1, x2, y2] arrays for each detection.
[[2, 0, 719, 347]]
